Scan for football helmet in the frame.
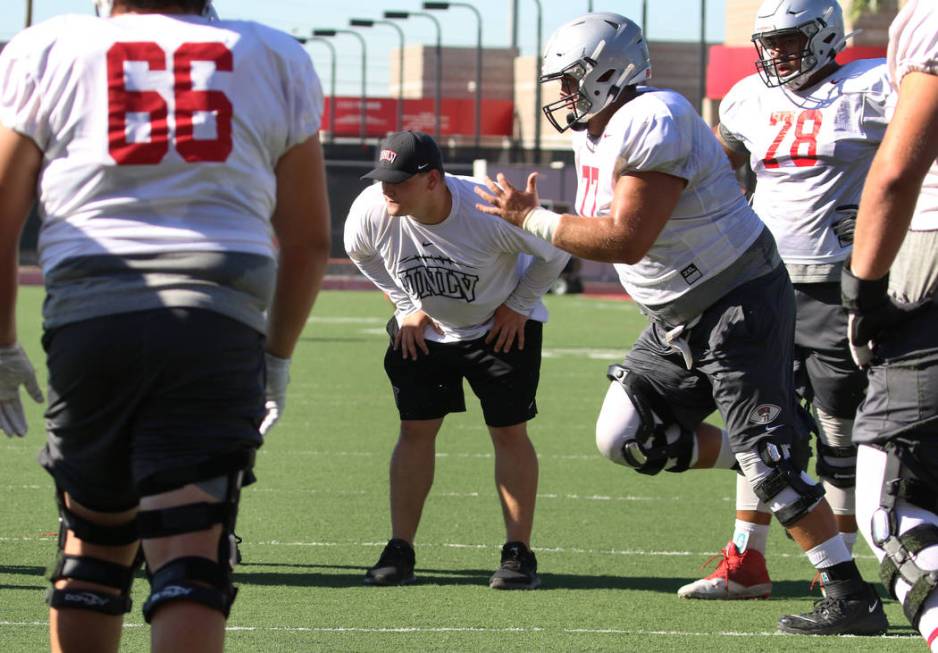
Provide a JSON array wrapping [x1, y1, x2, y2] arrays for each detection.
[[94, 0, 217, 19], [751, 0, 847, 90], [539, 12, 651, 133]]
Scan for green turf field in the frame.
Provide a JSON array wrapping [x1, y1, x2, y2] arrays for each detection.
[[0, 287, 922, 651]]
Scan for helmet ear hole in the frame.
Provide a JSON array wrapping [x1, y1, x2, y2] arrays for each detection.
[[596, 69, 616, 83]]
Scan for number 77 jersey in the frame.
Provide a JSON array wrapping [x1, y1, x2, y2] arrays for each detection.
[[0, 13, 323, 274], [719, 59, 893, 268]]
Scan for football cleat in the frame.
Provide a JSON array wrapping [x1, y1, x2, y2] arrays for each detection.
[[677, 542, 772, 600], [489, 541, 541, 590], [363, 539, 416, 586], [778, 581, 888, 636]]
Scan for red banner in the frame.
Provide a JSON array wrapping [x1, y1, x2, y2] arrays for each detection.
[[321, 97, 514, 137], [707, 45, 888, 100]]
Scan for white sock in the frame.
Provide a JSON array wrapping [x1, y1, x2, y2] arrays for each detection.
[[732, 519, 770, 554], [806, 534, 852, 569], [840, 531, 857, 556]]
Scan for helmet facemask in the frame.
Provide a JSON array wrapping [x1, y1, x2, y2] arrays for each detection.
[[540, 60, 595, 133], [752, 24, 821, 89]]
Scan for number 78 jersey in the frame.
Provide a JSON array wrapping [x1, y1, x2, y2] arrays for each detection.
[[719, 59, 893, 266], [0, 13, 322, 274]]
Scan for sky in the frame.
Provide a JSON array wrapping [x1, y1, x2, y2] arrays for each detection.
[[4, 0, 727, 96]]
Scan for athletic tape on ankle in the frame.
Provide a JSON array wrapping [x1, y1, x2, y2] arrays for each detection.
[[522, 208, 561, 242]]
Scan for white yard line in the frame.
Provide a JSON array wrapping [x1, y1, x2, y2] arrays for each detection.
[[0, 620, 918, 639]]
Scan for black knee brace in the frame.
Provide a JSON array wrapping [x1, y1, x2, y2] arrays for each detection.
[[871, 440, 938, 628], [751, 440, 826, 527], [815, 442, 858, 488], [137, 470, 244, 623], [46, 489, 140, 616], [607, 364, 694, 475]]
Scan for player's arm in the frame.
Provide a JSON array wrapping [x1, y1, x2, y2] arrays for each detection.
[[0, 124, 45, 436], [713, 122, 750, 170], [841, 71, 938, 367], [265, 133, 331, 359], [474, 170, 683, 264], [0, 125, 40, 346], [850, 71, 938, 280]]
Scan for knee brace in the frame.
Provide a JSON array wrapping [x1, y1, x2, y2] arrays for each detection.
[[870, 442, 938, 628], [738, 440, 826, 528], [46, 489, 140, 616], [138, 470, 245, 623], [814, 409, 857, 489], [605, 365, 694, 475]]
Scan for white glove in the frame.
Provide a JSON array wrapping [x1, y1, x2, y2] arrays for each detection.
[[0, 344, 44, 437], [259, 353, 290, 436]]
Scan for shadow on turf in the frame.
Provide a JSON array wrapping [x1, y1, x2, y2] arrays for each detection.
[[234, 563, 827, 598], [0, 564, 46, 591]]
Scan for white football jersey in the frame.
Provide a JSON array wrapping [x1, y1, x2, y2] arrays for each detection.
[[0, 13, 323, 275], [572, 88, 765, 307], [888, 0, 938, 232], [720, 59, 893, 266], [344, 175, 570, 343]]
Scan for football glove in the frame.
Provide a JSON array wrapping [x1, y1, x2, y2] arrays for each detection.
[[0, 344, 44, 437], [259, 353, 290, 437], [841, 263, 930, 368]]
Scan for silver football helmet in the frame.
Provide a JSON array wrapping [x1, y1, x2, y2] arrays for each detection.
[[94, 0, 218, 19], [539, 12, 651, 133], [752, 0, 847, 90]]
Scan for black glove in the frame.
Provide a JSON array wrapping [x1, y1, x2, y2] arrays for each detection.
[[841, 262, 930, 367], [832, 214, 856, 246]]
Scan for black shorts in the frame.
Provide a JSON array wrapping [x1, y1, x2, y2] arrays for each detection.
[[854, 302, 938, 447], [792, 282, 867, 418], [622, 264, 803, 453], [383, 318, 542, 428], [39, 308, 265, 512]]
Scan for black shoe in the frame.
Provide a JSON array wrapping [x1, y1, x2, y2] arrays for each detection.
[[364, 539, 416, 586], [489, 541, 541, 590], [778, 582, 888, 636]]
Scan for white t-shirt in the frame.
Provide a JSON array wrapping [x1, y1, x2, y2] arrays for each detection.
[[0, 13, 323, 275], [888, 0, 938, 232], [572, 87, 765, 307], [720, 60, 893, 269], [344, 175, 570, 342]]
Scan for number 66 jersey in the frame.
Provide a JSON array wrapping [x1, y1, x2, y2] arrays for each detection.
[[719, 59, 893, 281], [0, 13, 322, 332]]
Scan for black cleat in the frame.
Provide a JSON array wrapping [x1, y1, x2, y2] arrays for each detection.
[[489, 541, 541, 590], [364, 539, 416, 586], [778, 582, 888, 636]]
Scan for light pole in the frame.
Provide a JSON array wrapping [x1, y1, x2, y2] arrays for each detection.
[[531, 0, 542, 161], [384, 11, 443, 140], [424, 2, 482, 148], [307, 36, 337, 144], [25, 0, 33, 27], [312, 29, 368, 143], [350, 18, 406, 133], [699, 0, 708, 111], [642, 0, 648, 36]]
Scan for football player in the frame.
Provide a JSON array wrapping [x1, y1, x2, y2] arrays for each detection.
[[0, 1, 330, 651], [476, 11, 887, 636], [346, 130, 569, 590], [679, 0, 892, 602], [844, 0, 938, 649]]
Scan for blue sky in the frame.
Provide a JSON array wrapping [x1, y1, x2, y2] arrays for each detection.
[[4, 1, 727, 96]]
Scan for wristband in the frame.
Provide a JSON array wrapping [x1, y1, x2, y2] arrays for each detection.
[[521, 208, 561, 242]]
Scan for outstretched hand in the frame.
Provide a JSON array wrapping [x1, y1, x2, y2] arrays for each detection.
[[474, 172, 541, 227]]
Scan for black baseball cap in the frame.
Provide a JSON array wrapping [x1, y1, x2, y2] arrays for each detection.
[[361, 131, 444, 183]]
